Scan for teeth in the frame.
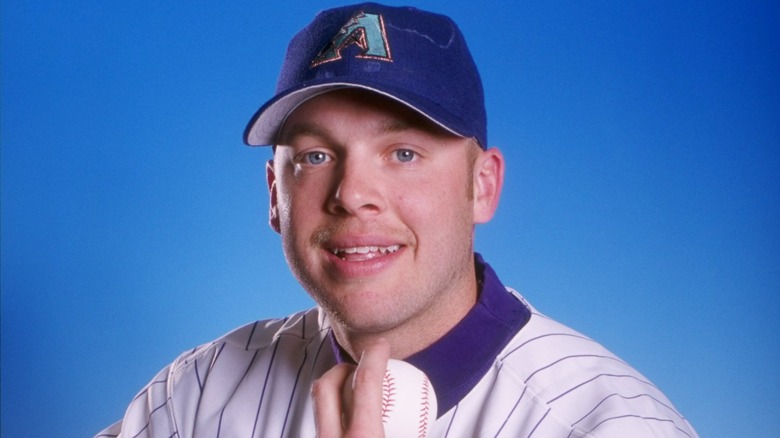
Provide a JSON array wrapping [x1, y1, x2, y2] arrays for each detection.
[[331, 245, 400, 256]]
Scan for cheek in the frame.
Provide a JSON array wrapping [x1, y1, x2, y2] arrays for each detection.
[[279, 178, 336, 265], [275, 188, 296, 234], [393, 178, 472, 229], [279, 172, 326, 220]]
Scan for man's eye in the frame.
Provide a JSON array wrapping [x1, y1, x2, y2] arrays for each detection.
[[394, 149, 416, 163], [304, 151, 329, 165]]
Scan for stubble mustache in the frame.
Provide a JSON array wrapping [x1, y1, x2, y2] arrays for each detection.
[[309, 219, 413, 248]]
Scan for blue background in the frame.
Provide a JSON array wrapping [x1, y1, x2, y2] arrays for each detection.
[[2, 1, 778, 436]]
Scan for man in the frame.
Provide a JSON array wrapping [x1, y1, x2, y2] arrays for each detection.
[[97, 3, 698, 437]]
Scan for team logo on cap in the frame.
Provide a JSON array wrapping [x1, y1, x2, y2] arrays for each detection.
[[311, 12, 392, 67]]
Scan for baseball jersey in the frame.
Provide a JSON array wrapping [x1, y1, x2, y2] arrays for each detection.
[[96, 255, 698, 437]]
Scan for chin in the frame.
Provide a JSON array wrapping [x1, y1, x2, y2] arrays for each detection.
[[331, 305, 407, 334]]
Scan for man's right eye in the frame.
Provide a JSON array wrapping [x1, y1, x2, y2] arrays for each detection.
[[303, 151, 330, 165]]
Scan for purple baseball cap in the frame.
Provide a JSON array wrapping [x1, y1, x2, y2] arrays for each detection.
[[243, 2, 487, 148]]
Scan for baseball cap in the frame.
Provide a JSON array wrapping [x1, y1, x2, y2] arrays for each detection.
[[243, 2, 487, 148]]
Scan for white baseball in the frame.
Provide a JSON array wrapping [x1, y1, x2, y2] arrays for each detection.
[[342, 359, 437, 438], [381, 359, 437, 438]]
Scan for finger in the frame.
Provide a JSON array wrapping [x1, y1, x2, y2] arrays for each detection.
[[312, 363, 354, 438], [347, 338, 391, 436]]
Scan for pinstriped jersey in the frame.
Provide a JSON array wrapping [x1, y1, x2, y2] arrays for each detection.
[[96, 258, 698, 437]]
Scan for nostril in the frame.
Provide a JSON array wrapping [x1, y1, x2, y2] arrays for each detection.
[[328, 173, 385, 217]]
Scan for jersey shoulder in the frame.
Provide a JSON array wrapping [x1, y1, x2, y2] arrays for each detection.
[[95, 307, 331, 438], [169, 305, 328, 374], [494, 289, 698, 437]]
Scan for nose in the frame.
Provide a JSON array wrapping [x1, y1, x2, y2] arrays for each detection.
[[327, 157, 386, 218]]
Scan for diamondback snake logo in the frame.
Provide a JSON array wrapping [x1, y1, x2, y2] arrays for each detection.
[[311, 12, 392, 67]]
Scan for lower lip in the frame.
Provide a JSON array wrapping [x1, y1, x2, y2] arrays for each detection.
[[325, 247, 404, 278]]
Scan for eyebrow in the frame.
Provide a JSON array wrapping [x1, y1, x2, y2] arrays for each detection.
[[276, 122, 329, 145], [277, 118, 422, 145], [377, 115, 454, 138]]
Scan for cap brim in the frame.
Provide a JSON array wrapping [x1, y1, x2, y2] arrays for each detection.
[[243, 82, 465, 146]]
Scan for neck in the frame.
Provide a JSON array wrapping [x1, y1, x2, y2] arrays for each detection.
[[331, 271, 479, 361]]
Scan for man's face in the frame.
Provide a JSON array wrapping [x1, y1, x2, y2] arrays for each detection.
[[267, 89, 501, 343]]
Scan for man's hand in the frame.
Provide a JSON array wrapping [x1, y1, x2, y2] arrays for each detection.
[[312, 339, 391, 438]]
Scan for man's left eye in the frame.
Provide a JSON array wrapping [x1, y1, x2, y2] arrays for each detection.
[[394, 149, 416, 162]]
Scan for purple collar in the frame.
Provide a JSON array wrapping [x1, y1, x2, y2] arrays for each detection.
[[330, 253, 531, 417]]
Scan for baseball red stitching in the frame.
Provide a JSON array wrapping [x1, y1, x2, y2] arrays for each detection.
[[382, 370, 396, 422], [418, 376, 432, 437]]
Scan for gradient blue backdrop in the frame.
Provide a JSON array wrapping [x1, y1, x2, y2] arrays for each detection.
[[2, 1, 778, 436]]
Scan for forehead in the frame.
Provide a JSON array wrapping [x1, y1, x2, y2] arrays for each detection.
[[277, 89, 458, 143]]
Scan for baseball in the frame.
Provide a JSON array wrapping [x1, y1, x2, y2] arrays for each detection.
[[343, 359, 437, 438]]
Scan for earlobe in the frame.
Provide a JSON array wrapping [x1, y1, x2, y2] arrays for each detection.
[[266, 160, 281, 234], [472, 147, 505, 224]]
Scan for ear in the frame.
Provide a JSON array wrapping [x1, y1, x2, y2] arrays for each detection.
[[266, 160, 281, 234], [472, 147, 505, 224]]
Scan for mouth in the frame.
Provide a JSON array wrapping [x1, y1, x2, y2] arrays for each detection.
[[329, 244, 401, 260]]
